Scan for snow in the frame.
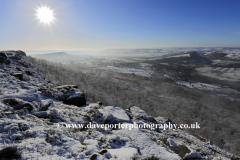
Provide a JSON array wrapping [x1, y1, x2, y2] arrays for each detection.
[[108, 148, 138, 159], [7, 114, 19, 119], [163, 74, 170, 78], [0, 89, 41, 102], [0, 50, 238, 160], [140, 63, 152, 68], [0, 73, 6, 77], [224, 49, 240, 60], [128, 106, 148, 117], [41, 99, 53, 107], [114, 125, 181, 160], [167, 138, 178, 146], [67, 90, 84, 99], [98, 106, 131, 123], [84, 139, 99, 155], [102, 66, 154, 77], [177, 80, 239, 97], [196, 49, 240, 80]]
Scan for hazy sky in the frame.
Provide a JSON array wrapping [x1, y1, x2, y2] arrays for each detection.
[[1, 0, 240, 51]]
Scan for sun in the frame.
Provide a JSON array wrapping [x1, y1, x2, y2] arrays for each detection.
[[36, 6, 55, 24]]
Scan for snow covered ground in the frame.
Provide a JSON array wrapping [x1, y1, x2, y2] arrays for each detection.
[[0, 51, 239, 159], [224, 49, 240, 60], [196, 67, 240, 81], [102, 66, 154, 77], [139, 63, 152, 68], [177, 80, 239, 98]]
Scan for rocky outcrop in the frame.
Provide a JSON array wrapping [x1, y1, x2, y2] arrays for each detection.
[[0, 52, 10, 65], [15, 50, 26, 57], [57, 85, 86, 107], [0, 52, 8, 62], [41, 85, 86, 107], [62, 96, 86, 107], [18, 60, 29, 68], [1, 50, 27, 64], [7, 50, 26, 60]]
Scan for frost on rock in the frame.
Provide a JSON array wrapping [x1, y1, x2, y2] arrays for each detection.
[[98, 106, 131, 124], [0, 89, 41, 102], [41, 85, 86, 107], [7, 114, 20, 119], [183, 151, 203, 159], [126, 106, 156, 123], [40, 99, 53, 111], [167, 138, 178, 146]]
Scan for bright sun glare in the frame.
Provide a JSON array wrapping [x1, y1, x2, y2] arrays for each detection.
[[36, 6, 54, 24]]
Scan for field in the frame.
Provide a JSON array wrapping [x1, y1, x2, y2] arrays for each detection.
[[196, 67, 240, 81]]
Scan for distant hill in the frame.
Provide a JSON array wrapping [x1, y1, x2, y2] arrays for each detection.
[[149, 51, 212, 65], [32, 52, 93, 63], [188, 51, 212, 64], [204, 51, 227, 60]]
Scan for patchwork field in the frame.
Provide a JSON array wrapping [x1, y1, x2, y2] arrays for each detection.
[[196, 67, 240, 81]]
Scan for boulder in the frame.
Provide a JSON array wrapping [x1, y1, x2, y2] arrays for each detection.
[[0, 57, 4, 63], [0, 52, 8, 63], [98, 106, 131, 124], [8, 50, 26, 60], [63, 95, 86, 107], [167, 138, 178, 146], [42, 85, 86, 107], [15, 50, 26, 57], [4, 51, 25, 60], [4, 59, 11, 65], [12, 72, 23, 80], [183, 151, 202, 159], [0, 52, 8, 59], [18, 60, 28, 68], [33, 111, 48, 118], [40, 99, 53, 111], [127, 106, 156, 123], [10, 56, 21, 60], [16, 67, 22, 71], [7, 114, 19, 119], [25, 70, 33, 76]]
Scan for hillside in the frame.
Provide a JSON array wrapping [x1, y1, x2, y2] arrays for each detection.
[[0, 50, 239, 159]]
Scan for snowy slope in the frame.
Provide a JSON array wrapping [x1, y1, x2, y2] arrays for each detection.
[[224, 49, 240, 60], [0, 51, 239, 160], [102, 66, 154, 77]]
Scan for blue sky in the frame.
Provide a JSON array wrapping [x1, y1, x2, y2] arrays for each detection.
[[0, 0, 240, 50]]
